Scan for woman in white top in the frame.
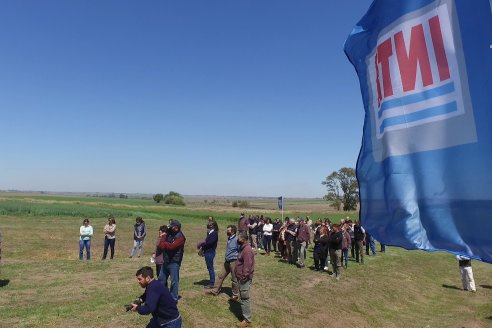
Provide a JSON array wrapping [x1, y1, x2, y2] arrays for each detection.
[[262, 218, 273, 255], [79, 219, 93, 260]]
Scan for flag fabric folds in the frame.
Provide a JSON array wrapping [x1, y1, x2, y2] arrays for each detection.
[[278, 196, 283, 210], [344, 0, 492, 263]]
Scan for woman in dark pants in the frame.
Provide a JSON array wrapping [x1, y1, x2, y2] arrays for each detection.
[[102, 216, 116, 259]]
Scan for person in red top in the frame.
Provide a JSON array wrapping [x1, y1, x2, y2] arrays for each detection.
[[296, 219, 311, 268], [234, 232, 255, 327], [158, 220, 186, 302]]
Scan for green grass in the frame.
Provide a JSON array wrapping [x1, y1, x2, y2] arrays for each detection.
[[0, 196, 491, 327]]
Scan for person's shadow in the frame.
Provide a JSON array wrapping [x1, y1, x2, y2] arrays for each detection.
[[192, 279, 210, 286], [480, 285, 492, 289], [228, 299, 242, 321], [221, 287, 233, 297], [0, 279, 10, 288], [441, 284, 461, 290]]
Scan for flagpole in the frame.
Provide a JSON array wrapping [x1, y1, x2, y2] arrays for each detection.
[[281, 196, 284, 221]]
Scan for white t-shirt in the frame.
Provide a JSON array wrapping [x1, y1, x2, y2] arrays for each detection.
[[263, 223, 273, 236]]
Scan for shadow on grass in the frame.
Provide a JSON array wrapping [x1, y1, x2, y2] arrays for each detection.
[[228, 299, 243, 321], [193, 279, 210, 286], [486, 316, 492, 320], [221, 287, 233, 297], [442, 284, 461, 290], [0, 279, 10, 287], [479, 285, 492, 289]]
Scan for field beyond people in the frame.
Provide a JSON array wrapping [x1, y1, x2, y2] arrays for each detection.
[[0, 194, 491, 327]]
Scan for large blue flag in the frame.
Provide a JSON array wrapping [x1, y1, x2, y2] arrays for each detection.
[[278, 196, 283, 210], [344, 0, 492, 263]]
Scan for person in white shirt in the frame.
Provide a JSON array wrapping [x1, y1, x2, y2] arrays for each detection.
[[262, 218, 273, 255], [79, 219, 93, 260]]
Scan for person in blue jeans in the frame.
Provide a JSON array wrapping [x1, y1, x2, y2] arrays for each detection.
[[130, 217, 147, 258], [199, 220, 218, 288], [158, 220, 186, 302], [131, 266, 182, 328], [79, 219, 93, 260], [365, 232, 377, 256]]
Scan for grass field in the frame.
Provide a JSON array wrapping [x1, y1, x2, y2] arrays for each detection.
[[0, 194, 491, 327]]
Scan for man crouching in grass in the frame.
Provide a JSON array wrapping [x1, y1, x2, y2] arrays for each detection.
[[131, 266, 182, 328], [235, 232, 255, 327]]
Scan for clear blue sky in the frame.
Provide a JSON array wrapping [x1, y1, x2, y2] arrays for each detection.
[[1, 0, 373, 198]]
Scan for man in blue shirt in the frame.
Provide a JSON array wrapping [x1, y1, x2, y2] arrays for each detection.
[[131, 266, 182, 328]]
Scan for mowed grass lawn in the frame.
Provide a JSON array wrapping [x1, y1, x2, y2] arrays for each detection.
[[0, 197, 491, 327]]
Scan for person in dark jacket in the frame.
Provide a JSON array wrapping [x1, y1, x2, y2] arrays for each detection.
[[329, 224, 344, 280], [318, 226, 330, 272], [131, 266, 182, 328], [235, 232, 255, 327], [272, 218, 282, 253], [158, 220, 186, 302], [199, 220, 219, 288], [130, 217, 147, 258], [353, 220, 366, 264], [205, 225, 239, 298]]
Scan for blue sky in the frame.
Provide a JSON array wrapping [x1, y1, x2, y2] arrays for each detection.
[[1, 0, 373, 198]]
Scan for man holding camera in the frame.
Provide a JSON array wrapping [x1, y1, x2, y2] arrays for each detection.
[[158, 220, 186, 302], [131, 266, 182, 328]]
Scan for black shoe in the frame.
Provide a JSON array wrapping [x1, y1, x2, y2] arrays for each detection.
[[204, 284, 214, 289]]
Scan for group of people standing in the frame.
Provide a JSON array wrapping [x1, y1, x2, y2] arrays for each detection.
[[237, 214, 382, 280], [198, 216, 255, 328], [78, 216, 147, 260]]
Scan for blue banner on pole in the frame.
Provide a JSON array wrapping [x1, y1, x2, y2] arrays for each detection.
[[278, 196, 283, 210], [344, 0, 492, 263]]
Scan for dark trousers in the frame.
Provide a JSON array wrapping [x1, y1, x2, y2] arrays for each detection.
[[313, 251, 321, 270], [350, 238, 355, 257], [204, 250, 216, 285], [263, 235, 272, 253], [272, 235, 279, 252], [102, 238, 115, 259]]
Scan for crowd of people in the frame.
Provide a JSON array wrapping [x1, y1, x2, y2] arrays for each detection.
[[236, 213, 384, 280], [75, 212, 477, 328]]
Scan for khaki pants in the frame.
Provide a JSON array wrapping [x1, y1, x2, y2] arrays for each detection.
[[298, 241, 307, 266], [249, 234, 257, 250], [239, 279, 252, 322], [329, 249, 342, 277], [355, 240, 364, 263], [211, 260, 239, 296]]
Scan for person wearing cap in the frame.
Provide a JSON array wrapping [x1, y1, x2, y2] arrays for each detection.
[[158, 219, 186, 302]]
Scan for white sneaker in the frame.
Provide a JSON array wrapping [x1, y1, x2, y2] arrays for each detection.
[[323, 266, 328, 271]]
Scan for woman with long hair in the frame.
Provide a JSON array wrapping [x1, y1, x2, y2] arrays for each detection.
[[102, 216, 116, 259]]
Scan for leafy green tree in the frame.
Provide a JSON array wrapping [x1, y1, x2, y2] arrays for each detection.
[[163, 191, 186, 206], [153, 193, 164, 203], [322, 167, 359, 211]]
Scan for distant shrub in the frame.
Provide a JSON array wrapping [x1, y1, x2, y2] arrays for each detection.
[[232, 200, 249, 208], [163, 191, 185, 206]]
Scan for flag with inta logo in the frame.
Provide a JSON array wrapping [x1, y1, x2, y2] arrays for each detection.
[[344, 0, 492, 263]]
